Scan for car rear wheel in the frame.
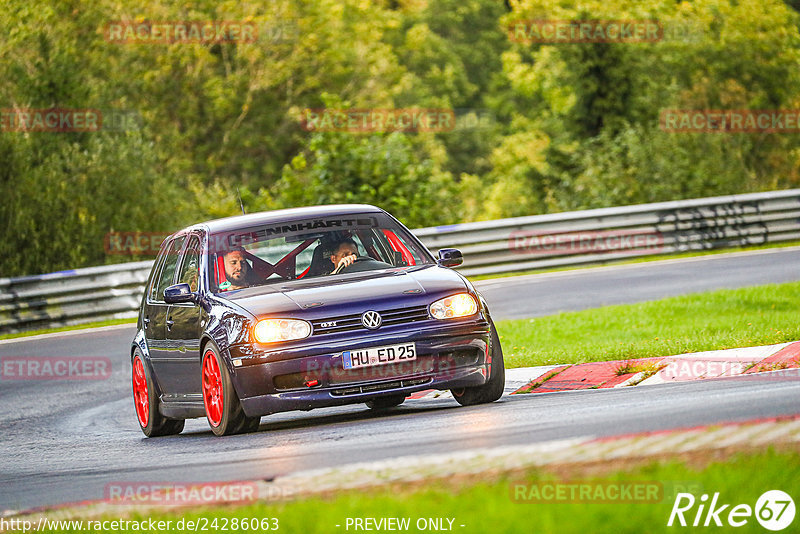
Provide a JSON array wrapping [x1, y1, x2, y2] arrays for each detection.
[[202, 343, 261, 436], [365, 394, 406, 410], [451, 323, 505, 406], [132, 350, 185, 437]]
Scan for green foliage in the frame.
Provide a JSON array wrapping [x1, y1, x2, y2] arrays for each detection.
[[476, 0, 800, 215], [1, 0, 800, 276], [0, 132, 183, 275], [269, 130, 459, 228]]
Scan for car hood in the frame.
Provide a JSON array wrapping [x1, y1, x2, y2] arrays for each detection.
[[220, 265, 469, 318]]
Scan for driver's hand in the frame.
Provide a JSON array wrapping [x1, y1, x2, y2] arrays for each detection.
[[337, 253, 357, 271]]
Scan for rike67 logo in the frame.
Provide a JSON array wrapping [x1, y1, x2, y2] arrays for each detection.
[[668, 490, 795, 530]]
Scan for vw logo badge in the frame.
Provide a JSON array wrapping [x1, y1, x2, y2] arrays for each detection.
[[361, 310, 382, 330]]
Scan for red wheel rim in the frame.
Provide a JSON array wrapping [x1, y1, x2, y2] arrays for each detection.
[[132, 356, 149, 427], [202, 350, 224, 427]]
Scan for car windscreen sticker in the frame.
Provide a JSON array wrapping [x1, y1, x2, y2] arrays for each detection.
[[228, 217, 379, 247]]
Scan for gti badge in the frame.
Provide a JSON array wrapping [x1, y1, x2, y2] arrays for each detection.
[[361, 310, 382, 330]]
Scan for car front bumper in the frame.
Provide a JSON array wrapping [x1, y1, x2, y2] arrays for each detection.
[[228, 320, 491, 417]]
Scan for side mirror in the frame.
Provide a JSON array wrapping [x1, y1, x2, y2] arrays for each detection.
[[437, 248, 463, 268], [164, 283, 196, 304]]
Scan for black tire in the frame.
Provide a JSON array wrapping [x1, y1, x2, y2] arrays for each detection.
[[365, 394, 406, 410], [202, 342, 261, 436], [451, 323, 505, 406], [132, 349, 185, 437]]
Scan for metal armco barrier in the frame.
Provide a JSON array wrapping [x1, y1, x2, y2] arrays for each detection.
[[416, 189, 800, 276], [2, 190, 799, 333], [0, 262, 154, 333]]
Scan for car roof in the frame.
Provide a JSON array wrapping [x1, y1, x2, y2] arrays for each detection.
[[178, 204, 387, 235]]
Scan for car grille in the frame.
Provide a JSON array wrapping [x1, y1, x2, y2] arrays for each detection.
[[310, 305, 430, 335], [273, 356, 435, 391], [331, 377, 432, 396]]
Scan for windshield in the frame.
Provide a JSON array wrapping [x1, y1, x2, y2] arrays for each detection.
[[207, 213, 433, 292]]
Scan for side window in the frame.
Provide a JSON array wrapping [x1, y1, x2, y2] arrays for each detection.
[[147, 244, 170, 302], [177, 236, 201, 292], [153, 236, 186, 301]]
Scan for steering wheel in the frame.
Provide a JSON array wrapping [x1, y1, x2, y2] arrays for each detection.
[[337, 256, 385, 274], [334, 255, 369, 274]]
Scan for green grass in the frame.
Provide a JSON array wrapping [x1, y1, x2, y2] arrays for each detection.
[[39, 447, 800, 533], [497, 281, 800, 368], [467, 240, 800, 282], [0, 318, 135, 340]]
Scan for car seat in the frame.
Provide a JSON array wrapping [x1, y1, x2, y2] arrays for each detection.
[[306, 242, 334, 277]]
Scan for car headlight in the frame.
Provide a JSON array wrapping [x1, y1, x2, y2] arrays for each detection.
[[253, 319, 311, 343], [430, 293, 478, 320]]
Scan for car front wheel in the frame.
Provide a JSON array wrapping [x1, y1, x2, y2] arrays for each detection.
[[451, 323, 505, 406], [202, 343, 261, 436]]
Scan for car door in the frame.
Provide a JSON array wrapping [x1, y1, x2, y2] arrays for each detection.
[[164, 233, 204, 397], [147, 235, 186, 395], [141, 242, 169, 375]]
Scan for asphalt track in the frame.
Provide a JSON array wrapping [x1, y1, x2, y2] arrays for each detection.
[[1, 247, 799, 512]]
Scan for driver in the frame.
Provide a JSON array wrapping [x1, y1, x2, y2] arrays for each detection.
[[329, 238, 358, 274], [220, 248, 256, 290]]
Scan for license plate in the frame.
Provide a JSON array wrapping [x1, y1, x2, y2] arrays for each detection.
[[342, 343, 417, 370]]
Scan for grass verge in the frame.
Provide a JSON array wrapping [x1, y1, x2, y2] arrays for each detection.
[[496, 281, 800, 368], [36, 446, 800, 533]]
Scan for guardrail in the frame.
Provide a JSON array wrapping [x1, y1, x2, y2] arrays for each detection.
[[0, 262, 154, 333], [2, 189, 799, 333], [418, 189, 800, 277]]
